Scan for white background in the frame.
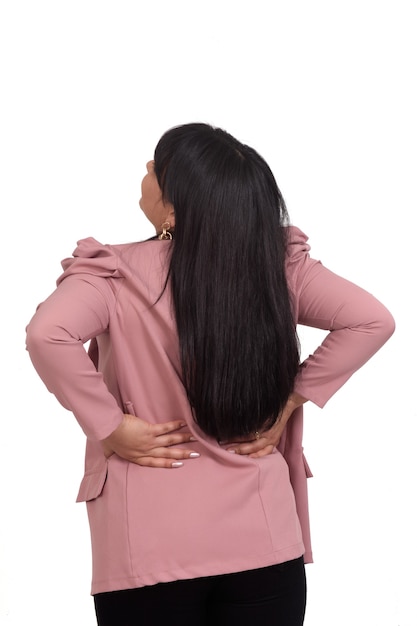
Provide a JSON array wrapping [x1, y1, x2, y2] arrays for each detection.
[[0, 1, 415, 624]]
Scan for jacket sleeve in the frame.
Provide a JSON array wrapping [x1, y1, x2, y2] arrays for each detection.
[[26, 239, 125, 441], [293, 260, 395, 407]]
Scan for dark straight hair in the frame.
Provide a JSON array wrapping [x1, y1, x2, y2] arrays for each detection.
[[154, 123, 299, 441]]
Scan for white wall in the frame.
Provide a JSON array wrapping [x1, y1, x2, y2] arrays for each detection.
[[1, 1, 415, 624]]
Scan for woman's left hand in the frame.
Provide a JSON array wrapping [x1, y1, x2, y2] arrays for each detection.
[[226, 392, 307, 458]]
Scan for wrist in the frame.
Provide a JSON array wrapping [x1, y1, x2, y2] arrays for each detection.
[[288, 391, 308, 410]]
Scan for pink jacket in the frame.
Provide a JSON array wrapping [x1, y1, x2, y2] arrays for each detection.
[[26, 227, 395, 594]]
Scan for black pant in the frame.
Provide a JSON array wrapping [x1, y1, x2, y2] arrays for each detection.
[[94, 557, 306, 626]]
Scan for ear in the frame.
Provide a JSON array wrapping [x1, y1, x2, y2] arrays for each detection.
[[164, 204, 176, 229]]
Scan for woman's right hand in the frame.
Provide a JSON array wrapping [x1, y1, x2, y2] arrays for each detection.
[[225, 392, 307, 458], [101, 414, 200, 468]]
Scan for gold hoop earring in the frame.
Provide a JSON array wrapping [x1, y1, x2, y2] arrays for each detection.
[[158, 222, 173, 240]]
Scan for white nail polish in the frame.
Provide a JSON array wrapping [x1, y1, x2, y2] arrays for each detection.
[[172, 462, 183, 467], [227, 449, 236, 454], [189, 452, 200, 458]]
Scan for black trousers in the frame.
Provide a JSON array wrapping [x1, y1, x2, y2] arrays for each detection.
[[94, 556, 306, 626]]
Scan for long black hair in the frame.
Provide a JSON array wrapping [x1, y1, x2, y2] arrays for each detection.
[[154, 123, 299, 440]]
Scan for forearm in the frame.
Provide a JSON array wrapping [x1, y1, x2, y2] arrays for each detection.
[[26, 277, 124, 441], [295, 264, 395, 407], [26, 323, 124, 440]]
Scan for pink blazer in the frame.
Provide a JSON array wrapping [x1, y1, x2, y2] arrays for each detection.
[[26, 227, 395, 594]]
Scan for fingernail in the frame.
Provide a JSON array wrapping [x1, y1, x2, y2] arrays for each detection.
[[227, 449, 236, 454], [189, 452, 200, 458], [172, 462, 183, 468], [189, 436, 197, 441]]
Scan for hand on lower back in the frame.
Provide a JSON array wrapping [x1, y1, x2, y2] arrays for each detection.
[[101, 413, 200, 468], [226, 392, 308, 458]]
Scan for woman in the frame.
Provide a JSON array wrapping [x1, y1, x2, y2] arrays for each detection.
[[26, 123, 395, 625]]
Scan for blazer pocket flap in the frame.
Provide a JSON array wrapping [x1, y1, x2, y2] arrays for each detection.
[[76, 465, 108, 503], [303, 453, 313, 478]]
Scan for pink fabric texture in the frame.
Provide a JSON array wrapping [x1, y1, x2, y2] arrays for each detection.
[[26, 227, 395, 594]]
